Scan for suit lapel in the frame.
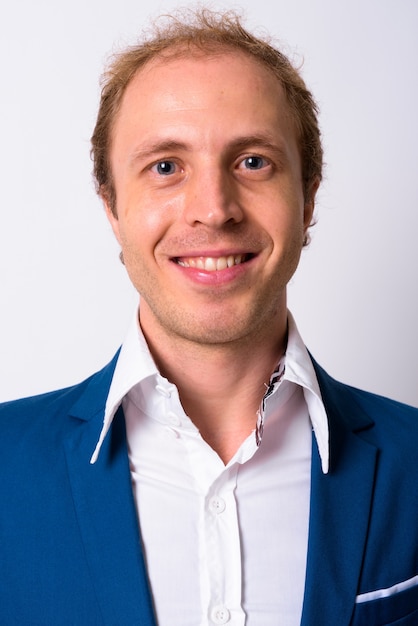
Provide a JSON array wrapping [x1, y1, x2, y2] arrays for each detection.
[[64, 365, 156, 626], [62, 351, 379, 625], [301, 363, 378, 626]]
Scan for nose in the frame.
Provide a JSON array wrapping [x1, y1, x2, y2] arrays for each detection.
[[183, 167, 244, 228]]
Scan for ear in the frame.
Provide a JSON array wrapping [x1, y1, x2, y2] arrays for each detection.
[[303, 177, 320, 231], [102, 192, 122, 246]]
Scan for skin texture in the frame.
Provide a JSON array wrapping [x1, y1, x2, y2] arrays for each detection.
[[105, 51, 317, 462]]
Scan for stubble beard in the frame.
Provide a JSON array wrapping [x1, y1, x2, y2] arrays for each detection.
[[136, 265, 292, 352], [126, 227, 303, 351]]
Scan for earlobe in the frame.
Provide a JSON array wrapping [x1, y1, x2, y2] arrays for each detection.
[[102, 195, 122, 246], [302, 177, 320, 246], [303, 199, 315, 231], [303, 177, 320, 229]]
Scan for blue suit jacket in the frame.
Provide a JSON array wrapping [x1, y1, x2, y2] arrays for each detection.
[[1, 353, 417, 625]]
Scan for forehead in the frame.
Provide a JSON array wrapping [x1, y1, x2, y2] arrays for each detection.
[[119, 48, 292, 121], [136, 47, 277, 87], [110, 49, 299, 160]]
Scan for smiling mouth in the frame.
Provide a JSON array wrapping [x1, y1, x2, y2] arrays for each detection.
[[175, 254, 253, 272]]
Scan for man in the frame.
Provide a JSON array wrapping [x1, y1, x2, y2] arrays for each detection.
[[0, 8, 417, 626]]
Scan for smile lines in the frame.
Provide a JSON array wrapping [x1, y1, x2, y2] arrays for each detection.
[[175, 254, 251, 272]]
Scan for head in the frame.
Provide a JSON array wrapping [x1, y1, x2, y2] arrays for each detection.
[[91, 10, 323, 350], [91, 7, 323, 241]]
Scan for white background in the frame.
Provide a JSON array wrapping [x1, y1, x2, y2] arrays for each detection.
[[0, 0, 417, 405]]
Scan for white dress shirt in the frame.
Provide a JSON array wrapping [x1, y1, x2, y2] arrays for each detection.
[[91, 307, 329, 626]]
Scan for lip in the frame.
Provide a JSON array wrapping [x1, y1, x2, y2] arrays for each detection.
[[170, 250, 257, 285], [175, 252, 252, 270]]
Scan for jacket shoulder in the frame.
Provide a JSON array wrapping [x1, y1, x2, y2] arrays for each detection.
[[313, 358, 418, 451], [0, 351, 119, 445]]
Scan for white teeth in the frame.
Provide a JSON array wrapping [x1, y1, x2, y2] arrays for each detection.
[[205, 257, 217, 271], [216, 257, 228, 270], [177, 254, 246, 271]]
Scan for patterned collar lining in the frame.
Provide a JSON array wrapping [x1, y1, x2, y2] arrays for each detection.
[[256, 361, 286, 447]]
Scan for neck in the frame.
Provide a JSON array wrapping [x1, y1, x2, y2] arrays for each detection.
[[140, 309, 287, 464]]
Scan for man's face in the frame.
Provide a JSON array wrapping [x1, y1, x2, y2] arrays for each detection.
[[105, 51, 315, 347]]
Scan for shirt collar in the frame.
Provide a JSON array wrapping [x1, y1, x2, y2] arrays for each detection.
[[91, 308, 329, 473], [284, 311, 329, 473], [90, 307, 158, 464]]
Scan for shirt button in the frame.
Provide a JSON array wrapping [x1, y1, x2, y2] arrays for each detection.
[[209, 496, 226, 514], [210, 605, 230, 624]]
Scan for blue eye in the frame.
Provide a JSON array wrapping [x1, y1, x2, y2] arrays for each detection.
[[243, 156, 266, 170], [155, 161, 176, 175]]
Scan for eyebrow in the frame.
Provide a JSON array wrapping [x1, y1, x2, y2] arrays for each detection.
[[128, 140, 189, 167], [128, 134, 288, 166], [226, 135, 289, 160]]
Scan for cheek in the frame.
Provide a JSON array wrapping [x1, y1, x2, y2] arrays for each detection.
[[264, 195, 305, 236], [267, 210, 306, 260], [117, 200, 174, 255]]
